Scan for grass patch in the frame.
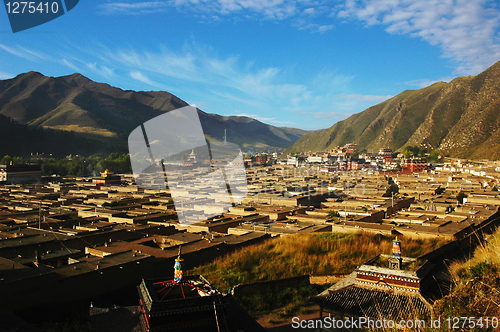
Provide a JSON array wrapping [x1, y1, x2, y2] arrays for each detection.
[[191, 232, 448, 292]]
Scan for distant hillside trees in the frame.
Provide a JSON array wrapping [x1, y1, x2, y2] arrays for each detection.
[[1, 153, 132, 176], [0, 114, 127, 158], [402, 145, 442, 162]]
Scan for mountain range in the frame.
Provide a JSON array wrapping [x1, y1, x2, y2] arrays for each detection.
[[284, 61, 500, 160], [0, 72, 307, 157]]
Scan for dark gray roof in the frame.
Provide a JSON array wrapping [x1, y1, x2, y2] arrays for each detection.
[[312, 284, 432, 321]]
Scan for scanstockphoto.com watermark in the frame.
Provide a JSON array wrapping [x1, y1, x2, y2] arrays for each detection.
[[291, 316, 428, 330], [291, 316, 500, 330]]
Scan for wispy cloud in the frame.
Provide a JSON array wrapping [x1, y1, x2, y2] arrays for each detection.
[[331, 93, 393, 103], [98, 1, 169, 15], [0, 71, 13, 80], [104, 44, 309, 100], [235, 113, 297, 126], [291, 92, 394, 127], [96, 43, 386, 129], [108, 47, 199, 83], [130, 70, 161, 87], [294, 19, 335, 33], [178, 0, 298, 19], [98, 0, 298, 18], [97, 1, 500, 75], [404, 77, 455, 89], [0, 44, 49, 62], [62, 58, 82, 72], [336, 0, 500, 75], [87, 63, 115, 79]]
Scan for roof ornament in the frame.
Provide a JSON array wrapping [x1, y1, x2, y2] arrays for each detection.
[[174, 245, 184, 283]]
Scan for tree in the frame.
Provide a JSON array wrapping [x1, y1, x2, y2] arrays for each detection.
[[1, 155, 12, 165], [457, 192, 468, 204], [429, 150, 441, 162], [403, 146, 418, 158], [327, 210, 340, 219]]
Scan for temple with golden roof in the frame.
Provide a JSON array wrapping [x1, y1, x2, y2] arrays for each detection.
[[92, 169, 121, 185]]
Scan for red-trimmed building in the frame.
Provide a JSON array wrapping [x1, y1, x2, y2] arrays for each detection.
[[402, 158, 428, 173], [379, 148, 394, 163], [312, 239, 436, 322]]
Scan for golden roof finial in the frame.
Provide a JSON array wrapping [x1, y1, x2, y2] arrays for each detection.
[[100, 169, 114, 177]]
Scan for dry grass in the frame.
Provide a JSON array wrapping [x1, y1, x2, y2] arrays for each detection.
[[43, 125, 119, 138], [449, 229, 500, 280], [192, 232, 447, 292], [432, 228, 500, 331]]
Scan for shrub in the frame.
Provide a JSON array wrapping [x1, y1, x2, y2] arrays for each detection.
[[327, 210, 340, 218]]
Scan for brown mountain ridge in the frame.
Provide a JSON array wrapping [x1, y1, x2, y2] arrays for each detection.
[[284, 60, 500, 160], [0, 72, 308, 155]]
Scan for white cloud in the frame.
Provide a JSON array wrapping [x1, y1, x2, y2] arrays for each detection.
[[99, 0, 298, 18], [336, 0, 500, 75], [295, 20, 335, 33], [234, 113, 297, 126], [98, 1, 169, 14], [0, 71, 13, 80], [99, 0, 326, 25], [62, 58, 81, 72], [404, 77, 455, 88], [97, 1, 500, 75], [18, 46, 50, 61], [87, 63, 115, 78], [289, 91, 394, 128], [100, 43, 389, 129], [130, 70, 161, 87], [331, 93, 393, 103], [109, 47, 199, 83], [304, 7, 314, 14], [0, 44, 49, 62], [105, 45, 310, 101]]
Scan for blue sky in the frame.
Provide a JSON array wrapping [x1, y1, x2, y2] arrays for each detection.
[[1, 0, 499, 130]]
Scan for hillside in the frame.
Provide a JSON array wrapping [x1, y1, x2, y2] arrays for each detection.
[[284, 61, 500, 159], [0, 72, 307, 155], [0, 114, 116, 157], [433, 229, 500, 329]]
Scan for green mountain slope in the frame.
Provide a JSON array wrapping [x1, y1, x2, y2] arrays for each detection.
[[0, 72, 307, 155], [284, 61, 500, 159]]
